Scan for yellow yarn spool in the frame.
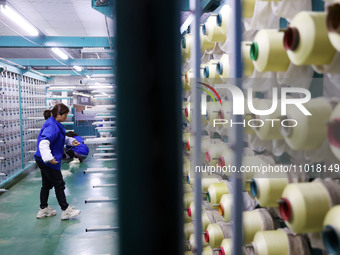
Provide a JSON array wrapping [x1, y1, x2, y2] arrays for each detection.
[[219, 193, 233, 222], [252, 229, 289, 255], [217, 54, 230, 78], [183, 157, 190, 177], [204, 59, 221, 82], [322, 205, 340, 254], [184, 192, 194, 208], [207, 182, 230, 207], [327, 2, 340, 52], [203, 5, 230, 44], [189, 234, 209, 251], [184, 222, 194, 240], [282, 97, 332, 150], [242, 0, 256, 18], [242, 42, 255, 77], [202, 212, 212, 230], [182, 33, 192, 57], [328, 103, 340, 162], [206, 101, 225, 127], [253, 99, 284, 141], [184, 183, 192, 193], [284, 11, 336, 65], [184, 69, 193, 91], [205, 223, 225, 248], [184, 211, 192, 223], [202, 178, 222, 192], [202, 247, 213, 255], [183, 102, 191, 123], [185, 251, 193, 255], [251, 178, 288, 207], [278, 182, 331, 233], [250, 29, 290, 72], [243, 210, 267, 244], [206, 143, 229, 166], [200, 25, 215, 53]]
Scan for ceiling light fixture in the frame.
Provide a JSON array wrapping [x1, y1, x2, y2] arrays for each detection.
[[51, 48, 68, 60], [0, 1, 39, 36], [73, 66, 83, 72]]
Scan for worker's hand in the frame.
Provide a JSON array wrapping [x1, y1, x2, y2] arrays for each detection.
[[50, 159, 58, 165], [73, 140, 80, 146]]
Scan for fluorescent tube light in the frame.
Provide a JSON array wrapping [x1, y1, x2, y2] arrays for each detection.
[[0, 4, 39, 36], [88, 85, 113, 89], [51, 48, 68, 60], [73, 66, 83, 72]]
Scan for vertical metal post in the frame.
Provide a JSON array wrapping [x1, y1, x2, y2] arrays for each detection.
[[18, 73, 25, 169], [230, 1, 244, 255], [191, 0, 203, 254], [116, 1, 183, 255]]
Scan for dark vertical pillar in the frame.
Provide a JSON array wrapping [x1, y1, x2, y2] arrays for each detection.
[[115, 1, 183, 255]]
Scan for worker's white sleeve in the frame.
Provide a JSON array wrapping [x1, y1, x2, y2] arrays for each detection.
[[65, 137, 76, 146], [39, 140, 55, 163]]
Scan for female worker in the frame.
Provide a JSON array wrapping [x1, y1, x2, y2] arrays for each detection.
[[34, 103, 81, 220]]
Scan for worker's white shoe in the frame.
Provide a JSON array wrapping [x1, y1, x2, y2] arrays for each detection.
[[61, 206, 81, 220], [36, 206, 57, 219], [70, 158, 80, 164]]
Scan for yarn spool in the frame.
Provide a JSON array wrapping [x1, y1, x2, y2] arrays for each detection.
[[184, 211, 192, 223], [184, 69, 193, 90], [206, 143, 229, 166], [252, 99, 284, 141], [328, 103, 340, 162], [218, 147, 233, 168], [184, 222, 194, 240], [250, 178, 288, 207], [250, 29, 290, 72], [242, 0, 256, 18], [189, 234, 209, 251], [205, 223, 226, 248], [207, 182, 230, 207], [216, 4, 232, 40], [251, 229, 290, 255], [183, 157, 190, 178], [184, 192, 194, 208], [283, 11, 336, 65], [183, 102, 191, 123], [218, 193, 233, 222], [281, 97, 332, 150], [246, 209, 275, 244], [184, 183, 192, 193], [327, 2, 340, 52], [219, 238, 234, 255], [202, 247, 214, 255], [217, 54, 230, 79], [182, 33, 192, 58], [278, 182, 331, 233], [322, 205, 340, 255], [183, 132, 191, 152], [200, 25, 216, 53], [204, 59, 221, 82], [206, 101, 225, 127], [242, 42, 255, 77]]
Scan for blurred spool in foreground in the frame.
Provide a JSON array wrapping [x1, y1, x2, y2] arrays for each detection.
[[322, 205, 340, 255], [250, 29, 290, 72], [328, 103, 340, 162], [283, 11, 336, 65], [327, 2, 340, 52]]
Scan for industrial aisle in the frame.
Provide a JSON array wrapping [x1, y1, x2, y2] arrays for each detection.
[[0, 155, 118, 255]]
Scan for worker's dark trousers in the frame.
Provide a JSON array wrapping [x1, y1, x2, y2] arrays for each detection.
[[36, 157, 69, 211]]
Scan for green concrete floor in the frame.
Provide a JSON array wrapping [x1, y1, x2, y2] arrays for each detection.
[[0, 155, 118, 255]]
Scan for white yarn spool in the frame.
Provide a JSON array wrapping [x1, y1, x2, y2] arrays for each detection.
[[328, 103, 340, 162], [283, 11, 336, 65], [184, 222, 194, 240], [218, 193, 233, 222], [205, 223, 225, 248], [327, 2, 340, 52], [206, 143, 229, 166], [250, 29, 290, 72], [250, 178, 288, 207], [182, 33, 192, 58], [322, 205, 340, 255], [281, 97, 332, 150], [278, 182, 331, 233], [251, 229, 289, 255], [188, 234, 209, 251], [207, 182, 230, 207], [200, 25, 215, 53], [217, 54, 230, 78], [203, 59, 220, 81]]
